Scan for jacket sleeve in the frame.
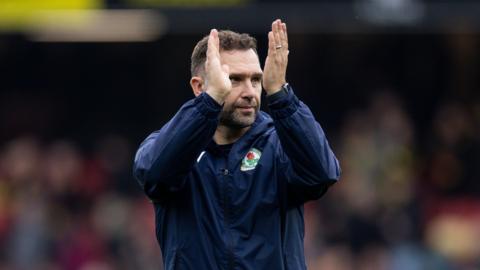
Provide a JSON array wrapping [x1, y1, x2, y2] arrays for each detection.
[[268, 84, 341, 204], [133, 92, 221, 200]]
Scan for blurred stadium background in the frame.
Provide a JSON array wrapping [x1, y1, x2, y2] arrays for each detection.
[[1, 0, 480, 269]]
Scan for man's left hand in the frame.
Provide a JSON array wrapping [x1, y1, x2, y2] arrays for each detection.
[[263, 19, 289, 95]]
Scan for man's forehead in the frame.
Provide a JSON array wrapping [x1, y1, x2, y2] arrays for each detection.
[[219, 49, 262, 74]]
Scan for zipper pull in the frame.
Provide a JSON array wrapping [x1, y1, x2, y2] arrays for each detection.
[[223, 169, 229, 175]]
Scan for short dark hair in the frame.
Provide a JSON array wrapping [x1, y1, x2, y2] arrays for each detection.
[[190, 30, 258, 76]]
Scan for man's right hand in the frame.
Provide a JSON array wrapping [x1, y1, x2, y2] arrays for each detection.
[[205, 29, 231, 105]]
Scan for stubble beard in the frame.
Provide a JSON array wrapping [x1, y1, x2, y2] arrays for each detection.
[[219, 106, 258, 129]]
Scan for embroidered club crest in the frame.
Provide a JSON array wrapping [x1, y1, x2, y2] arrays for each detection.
[[241, 148, 261, 171]]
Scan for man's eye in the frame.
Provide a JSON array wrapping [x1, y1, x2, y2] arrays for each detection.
[[230, 77, 240, 82], [252, 78, 261, 85]]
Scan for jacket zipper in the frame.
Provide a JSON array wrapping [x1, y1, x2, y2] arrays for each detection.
[[222, 164, 235, 270]]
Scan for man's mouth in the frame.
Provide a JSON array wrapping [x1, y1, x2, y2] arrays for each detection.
[[237, 106, 255, 113]]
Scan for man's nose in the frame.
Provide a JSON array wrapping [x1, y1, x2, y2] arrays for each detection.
[[241, 80, 256, 97]]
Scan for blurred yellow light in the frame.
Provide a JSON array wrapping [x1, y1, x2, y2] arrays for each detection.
[[0, 0, 100, 10], [125, 0, 248, 7], [0, 0, 102, 30], [24, 10, 165, 42]]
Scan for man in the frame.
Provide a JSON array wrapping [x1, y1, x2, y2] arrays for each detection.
[[133, 19, 341, 270]]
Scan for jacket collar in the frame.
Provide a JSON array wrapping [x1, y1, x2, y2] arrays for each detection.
[[207, 111, 273, 169]]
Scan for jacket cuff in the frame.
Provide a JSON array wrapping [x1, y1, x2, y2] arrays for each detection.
[[194, 92, 223, 118], [267, 84, 300, 119]]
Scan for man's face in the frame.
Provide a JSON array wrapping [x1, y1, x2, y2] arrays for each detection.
[[218, 49, 263, 129]]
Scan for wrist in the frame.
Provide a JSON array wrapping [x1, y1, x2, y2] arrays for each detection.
[[206, 89, 227, 105], [265, 82, 288, 96]]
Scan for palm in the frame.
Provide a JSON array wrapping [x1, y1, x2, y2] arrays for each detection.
[[262, 20, 288, 94], [205, 29, 231, 103], [263, 55, 280, 90], [209, 60, 231, 92]]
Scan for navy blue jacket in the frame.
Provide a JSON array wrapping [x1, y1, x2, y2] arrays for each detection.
[[133, 85, 341, 270]]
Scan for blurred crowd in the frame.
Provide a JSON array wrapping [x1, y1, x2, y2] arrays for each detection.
[[0, 135, 161, 270], [1, 92, 480, 270], [305, 92, 480, 270]]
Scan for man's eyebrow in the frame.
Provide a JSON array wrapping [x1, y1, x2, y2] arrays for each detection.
[[229, 72, 263, 78]]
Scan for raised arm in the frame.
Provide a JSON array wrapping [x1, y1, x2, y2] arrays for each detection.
[[263, 20, 341, 204], [133, 29, 232, 200], [268, 85, 341, 204], [133, 93, 220, 200]]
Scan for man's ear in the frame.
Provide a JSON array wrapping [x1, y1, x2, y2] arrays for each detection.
[[190, 76, 204, 97]]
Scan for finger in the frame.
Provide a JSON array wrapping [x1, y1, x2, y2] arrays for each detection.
[[207, 30, 222, 81], [207, 29, 217, 59], [272, 20, 281, 50], [276, 21, 286, 49], [212, 29, 221, 52], [281, 23, 288, 50], [268, 31, 275, 55], [213, 29, 220, 56], [275, 20, 283, 47]]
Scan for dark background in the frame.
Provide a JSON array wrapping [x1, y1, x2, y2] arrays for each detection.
[[1, 33, 470, 144]]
